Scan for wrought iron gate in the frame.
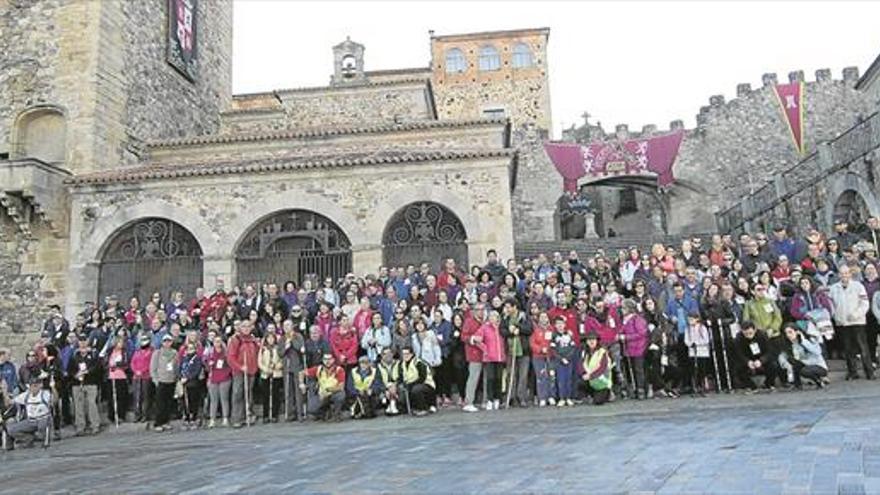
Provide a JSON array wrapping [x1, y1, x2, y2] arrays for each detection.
[[382, 202, 468, 271], [235, 210, 352, 287], [98, 218, 204, 304]]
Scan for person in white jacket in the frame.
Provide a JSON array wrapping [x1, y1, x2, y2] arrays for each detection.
[[829, 265, 875, 380], [411, 320, 442, 368], [361, 313, 391, 363]]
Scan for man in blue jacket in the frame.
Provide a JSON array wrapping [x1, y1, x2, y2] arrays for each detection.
[[0, 348, 17, 394]]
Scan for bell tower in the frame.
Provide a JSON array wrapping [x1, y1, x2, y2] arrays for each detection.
[[331, 37, 366, 85]]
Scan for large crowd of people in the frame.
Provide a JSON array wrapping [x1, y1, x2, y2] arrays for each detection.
[[3, 216, 880, 449]]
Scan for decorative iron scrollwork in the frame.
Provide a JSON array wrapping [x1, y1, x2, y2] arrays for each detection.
[[236, 210, 352, 259], [384, 202, 467, 246], [102, 218, 202, 262]]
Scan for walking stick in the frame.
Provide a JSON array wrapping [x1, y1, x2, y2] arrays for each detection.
[[707, 320, 722, 394], [182, 382, 190, 424], [300, 347, 308, 420], [690, 343, 699, 396], [625, 354, 636, 396], [112, 379, 120, 429], [269, 375, 274, 422], [717, 319, 733, 393], [243, 352, 251, 427], [284, 360, 289, 422], [505, 349, 516, 409]]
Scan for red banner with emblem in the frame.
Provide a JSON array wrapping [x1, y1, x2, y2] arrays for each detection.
[[773, 82, 805, 154], [543, 130, 685, 193]]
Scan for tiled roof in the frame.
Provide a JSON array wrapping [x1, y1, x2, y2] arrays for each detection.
[[230, 77, 429, 102], [67, 149, 515, 186], [149, 118, 508, 149]]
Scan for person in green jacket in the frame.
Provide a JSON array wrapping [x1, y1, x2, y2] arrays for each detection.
[[581, 332, 612, 405], [743, 283, 782, 340]]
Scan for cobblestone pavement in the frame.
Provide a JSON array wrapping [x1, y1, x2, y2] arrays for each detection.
[[3, 382, 880, 494]]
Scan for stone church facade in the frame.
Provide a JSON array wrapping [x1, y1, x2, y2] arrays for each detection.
[[2, 0, 880, 357]]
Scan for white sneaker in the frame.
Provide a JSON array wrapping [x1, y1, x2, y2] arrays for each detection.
[[548, 398, 556, 406], [493, 400, 500, 410], [429, 406, 437, 414], [484, 402, 492, 410], [539, 400, 547, 407], [207, 419, 216, 429], [462, 404, 479, 413], [557, 400, 566, 407], [222, 418, 229, 427], [389, 402, 399, 415], [566, 399, 575, 407]]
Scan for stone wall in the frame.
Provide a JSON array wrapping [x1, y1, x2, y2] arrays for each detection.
[[0, 211, 59, 361], [0, 0, 233, 172], [681, 69, 870, 211], [65, 156, 516, 315], [115, 0, 233, 160], [221, 81, 434, 134], [148, 121, 508, 164], [510, 126, 561, 242]]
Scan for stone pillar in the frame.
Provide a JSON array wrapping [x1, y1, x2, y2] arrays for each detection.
[[65, 261, 99, 320], [352, 245, 383, 275], [582, 213, 599, 239], [204, 256, 234, 291]]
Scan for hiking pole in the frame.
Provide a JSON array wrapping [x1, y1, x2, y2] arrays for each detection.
[[717, 319, 733, 393], [300, 347, 308, 420], [690, 343, 698, 397], [505, 351, 516, 409], [112, 379, 120, 429], [182, 382, 190, 426], [707, 320, 721, 394], [284, 360, 289, 422], [243, 352, 251, 427], [269, 375, 274, 423]]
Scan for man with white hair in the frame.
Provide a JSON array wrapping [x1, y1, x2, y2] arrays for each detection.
[[830, 265, 875, 380]]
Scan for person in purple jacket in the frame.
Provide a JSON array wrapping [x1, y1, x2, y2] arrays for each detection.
[[620, 299, 649, 399]]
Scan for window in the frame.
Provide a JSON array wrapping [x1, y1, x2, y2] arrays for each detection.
[[482, 108, 506, 119], [13, 107, 66, 164], [478, 45, 500, 72], [511, 42, 533, 68], [445, 48, 467, 74]]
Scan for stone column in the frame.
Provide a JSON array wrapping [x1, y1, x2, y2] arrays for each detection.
[[204, 255, 234, 291], [352, 245, 383, 275], [65, 261, 99, 320], [583, 213, 599, 239]]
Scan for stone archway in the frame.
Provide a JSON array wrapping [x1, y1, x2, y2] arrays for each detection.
[[833, 190, 869, 225], [824, 173, 880, 232], [98, 218, 204, 304], [382, 202, 469, 271], [235, 210, 353, 288]]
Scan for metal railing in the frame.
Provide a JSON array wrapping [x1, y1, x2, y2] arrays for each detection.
[[717, 110, 880, 232]]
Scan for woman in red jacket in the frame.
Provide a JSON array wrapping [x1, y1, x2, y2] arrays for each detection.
[[460, 303, 486, 412], [620, 299, 650, 399], [480, 310, 506, 411], [530, 311, 556, 406], [330, 316, 359, 370]]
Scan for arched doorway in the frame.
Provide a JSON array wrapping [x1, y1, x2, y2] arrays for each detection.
[[833, 189, 870, 232], [235, 210, 352, 287], [382, 202, 468, 271], [98, 218, 204, 303]]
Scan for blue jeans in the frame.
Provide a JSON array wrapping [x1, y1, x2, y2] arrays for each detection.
[[556, 359, 574, 399], [533, 357, 554, 401]]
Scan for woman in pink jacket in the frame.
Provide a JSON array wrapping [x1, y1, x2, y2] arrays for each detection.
[[479, 310, 506, 410], [130, 335, 153, 423], [620, 299, 649, 399]]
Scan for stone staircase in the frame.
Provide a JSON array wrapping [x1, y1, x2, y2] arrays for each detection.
[[514, 232, 716, 260]]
